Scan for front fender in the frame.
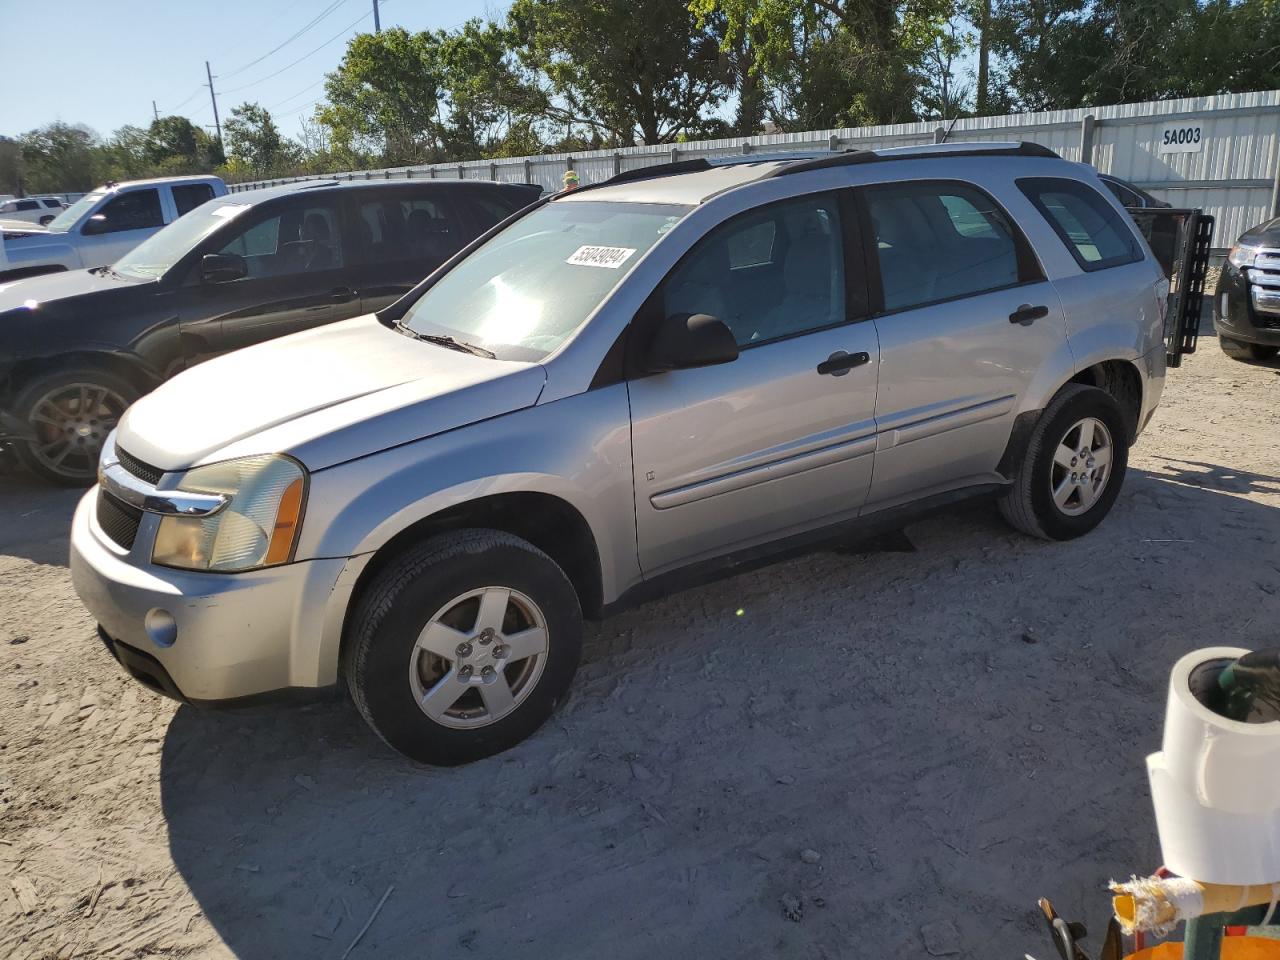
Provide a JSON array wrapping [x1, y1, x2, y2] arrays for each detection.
[[296, 382, 638, 600], [6, 238, 79, 270]]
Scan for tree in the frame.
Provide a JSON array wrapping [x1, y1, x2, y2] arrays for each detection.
[[691, 0, 954, 130], [17, 123, 100, 193], [223, 102, 298, 175], [439, 19, 549, 158], [510, 0, 726, 144], [318, 27, 449, 165]]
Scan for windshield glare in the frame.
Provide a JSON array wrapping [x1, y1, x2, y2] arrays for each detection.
[[114, 203, 250, 280], [400, 200, 689, 360], [45, 192, 104, 233]]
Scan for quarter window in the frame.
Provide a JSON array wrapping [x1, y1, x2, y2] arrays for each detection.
[[664, 194, 848, 347], [1019, 176, 1142, 271], [864, 181, 1025, 312]]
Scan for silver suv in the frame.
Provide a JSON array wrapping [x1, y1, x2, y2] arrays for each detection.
[[71, 143, 1169, 764]]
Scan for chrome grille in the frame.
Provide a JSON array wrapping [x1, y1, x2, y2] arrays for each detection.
[[115, 446, 163, 485], [96, 491, 142, 550]]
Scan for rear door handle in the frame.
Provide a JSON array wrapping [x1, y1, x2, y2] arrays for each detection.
[[817, 351, 871, 376], [331, 286, 357, 303], [1009, 304, 1049, 326]]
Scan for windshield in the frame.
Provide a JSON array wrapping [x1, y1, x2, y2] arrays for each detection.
[[399, 200, 689, 360], [114, 202, 251, 280], [45, 191, 104, 233]]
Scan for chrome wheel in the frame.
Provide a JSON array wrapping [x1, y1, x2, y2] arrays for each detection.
[[408, 586, 549, 729], [28, 382, 128, 480], [1050, 416, 1113, 516]]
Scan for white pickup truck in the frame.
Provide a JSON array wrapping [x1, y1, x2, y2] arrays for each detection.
[[0, 175, 227, 282]]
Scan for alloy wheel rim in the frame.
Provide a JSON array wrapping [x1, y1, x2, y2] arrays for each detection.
[[1050, 416, 1113, 516], [28, 383, 128, 480], [408, 586, 549, 729]]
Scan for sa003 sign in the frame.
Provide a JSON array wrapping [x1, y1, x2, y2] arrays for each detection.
[[1159, 122, 1203, 153]]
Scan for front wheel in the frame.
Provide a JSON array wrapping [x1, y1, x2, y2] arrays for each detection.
[[12, 368, 138, 485], [344, 530, 583, 765], [999, 384, 1130, 540]]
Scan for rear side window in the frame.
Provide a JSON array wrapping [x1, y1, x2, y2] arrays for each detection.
[[1019, 177, 1142, 272], [43, 198, 63, 208], [357, 194, 464, 264], [93, 189, 164, 233], [173, 183, 215, 217], [16, 199, 39, 211], [863, 180, 1029, 312]]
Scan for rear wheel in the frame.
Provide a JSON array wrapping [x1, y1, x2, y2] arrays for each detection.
[[999, 384, 1130, 541], [344, 530, 583, 765], [12, 368, 137, 485], [1221, 336, 1279, 362]]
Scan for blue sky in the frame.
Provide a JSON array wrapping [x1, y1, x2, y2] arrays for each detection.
[[0, 0, 504, 141]]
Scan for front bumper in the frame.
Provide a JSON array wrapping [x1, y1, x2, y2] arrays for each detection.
[[70, 488, 366, 702], [1214, 260, 1280, 346]]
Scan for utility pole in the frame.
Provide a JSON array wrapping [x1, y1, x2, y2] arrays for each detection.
[[205, 60, 223, 152], [152, 100, 160, 123], [372, 0, 380, 32]]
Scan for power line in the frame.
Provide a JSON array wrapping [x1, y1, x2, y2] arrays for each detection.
[[160, 85, 205, 114], [270, 77, 327, 111], [219, 0, 351, 80], [219, 6, 375, 95]]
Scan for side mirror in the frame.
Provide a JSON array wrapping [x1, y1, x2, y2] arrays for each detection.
[[201, 253, 247, 284], [81, 213, 108, 236], [645, 313, 738, 372]]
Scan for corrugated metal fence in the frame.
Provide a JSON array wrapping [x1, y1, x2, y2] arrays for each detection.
[[230, 89, 1280, 252]]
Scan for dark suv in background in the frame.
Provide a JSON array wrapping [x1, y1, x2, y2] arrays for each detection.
[[0, 178, 539, 483], [1215, 215, 1280, 363]]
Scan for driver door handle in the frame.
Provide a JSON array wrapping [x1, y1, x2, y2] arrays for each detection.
[[331, 286, 357, 303], [817, 351, 871, 376], [1009, 304, 1049, 326]]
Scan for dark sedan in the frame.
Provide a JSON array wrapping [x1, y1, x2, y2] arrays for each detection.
[[0, 178, 540, 482], [1215, 215, 1280, 363]]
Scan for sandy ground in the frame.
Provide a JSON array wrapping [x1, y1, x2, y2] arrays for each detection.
[[1, 331, 1278, 960]]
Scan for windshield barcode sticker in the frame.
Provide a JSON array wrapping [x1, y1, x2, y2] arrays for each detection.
[[566, 245, 636, 269]]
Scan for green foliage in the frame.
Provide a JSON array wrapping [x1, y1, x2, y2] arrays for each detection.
[[4, 1, 1279, 192], [511, 0, 725, 144], [318, 28, 448, 165], [223, 102, 300, 175]]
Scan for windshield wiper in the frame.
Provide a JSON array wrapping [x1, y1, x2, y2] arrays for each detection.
[[395, 322, 496, 359]]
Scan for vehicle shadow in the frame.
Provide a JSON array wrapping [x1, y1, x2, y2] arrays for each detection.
[[158, 467, 1280, 960], [0, 470, 85, 567]]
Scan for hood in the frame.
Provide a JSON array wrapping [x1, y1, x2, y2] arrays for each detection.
[[0, 268, 131, 313], [118, 314, 547, 472], [1240, 217, 1280, 249], [0, 218, 49, 235]]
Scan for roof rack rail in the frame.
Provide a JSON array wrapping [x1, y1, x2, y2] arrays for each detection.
[[567, 158, 716, 196], [764, 140, 1060, 178]]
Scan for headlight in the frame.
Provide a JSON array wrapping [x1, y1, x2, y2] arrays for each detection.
[[1229, 243, 1261, 268], [152, 454, 307, 572]]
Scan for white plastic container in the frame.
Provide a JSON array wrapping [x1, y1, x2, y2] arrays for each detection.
[[1147, 646, 1280, 885]]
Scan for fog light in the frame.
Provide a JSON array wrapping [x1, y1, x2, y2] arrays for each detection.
[[144, 608, 177, 648]]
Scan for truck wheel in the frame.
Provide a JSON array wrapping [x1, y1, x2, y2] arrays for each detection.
[[344, 530, 583, 765], [12, 368, 138, 485], [998, 384, 1130, 541], [1221, 337, 1278, 362]]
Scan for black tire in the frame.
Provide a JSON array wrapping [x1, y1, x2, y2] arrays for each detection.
[[1220, 337, 1278, 362], [998, 384, 1130, 541], [12, 367, 139, 485], [344, 529, 583, 765]]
